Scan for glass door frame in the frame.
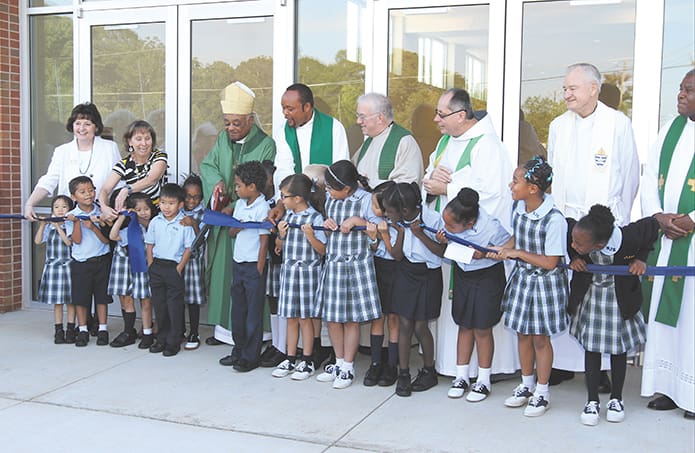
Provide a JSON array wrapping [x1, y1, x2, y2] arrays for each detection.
[[503, 0, 665, 165], [76, 6, 179, 179], [372, 0, 507, 158]]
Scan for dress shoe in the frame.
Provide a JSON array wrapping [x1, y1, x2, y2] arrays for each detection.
[[219, 354, 239, 366], [149, 342, 166, 354], [233, 359, 259, 373], [110, 331, 137, 348], [647, 395, 678, 411], [549, 368, 575, 386], [163, 346, 180, 357], [260, 346, 286, 368], [205, 335, 224, 346], [684, 411, 695, 419]]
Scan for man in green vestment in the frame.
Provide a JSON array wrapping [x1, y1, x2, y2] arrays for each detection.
[[200, 81, 276, 347]]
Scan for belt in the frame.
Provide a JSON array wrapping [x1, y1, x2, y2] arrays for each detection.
[[153, 258, 178, 266], [84, 253, 111, 263]]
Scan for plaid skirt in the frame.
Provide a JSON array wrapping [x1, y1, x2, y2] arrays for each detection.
[[184, 252, 206, 305], [37, 259, 72, 305], [266, 261, 281, 298], [313, 254, 381, 323], [569, 253, 646, 354], [502, 265, 568, 336], [278, 259, 322, 318], [108, 251, 132, 296]]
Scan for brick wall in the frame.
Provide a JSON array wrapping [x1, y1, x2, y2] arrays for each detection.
[[0, 0, 22, 312]]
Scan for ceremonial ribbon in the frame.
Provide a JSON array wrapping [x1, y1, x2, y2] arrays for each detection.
[[125, 211, 147, 273]]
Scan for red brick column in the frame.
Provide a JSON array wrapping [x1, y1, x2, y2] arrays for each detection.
[[0, 0, 22, 312]]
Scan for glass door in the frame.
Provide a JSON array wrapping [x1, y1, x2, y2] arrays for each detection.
[[372, 0, 506, 164], [178, 1, 276, 176], [77, 7, 177, 177]]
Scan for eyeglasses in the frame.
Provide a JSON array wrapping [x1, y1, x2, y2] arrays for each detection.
[[279, 192, 297, 200], [355, 112, 380, 121], [435, 108, 466, 119]]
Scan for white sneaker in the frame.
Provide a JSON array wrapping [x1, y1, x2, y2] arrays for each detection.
[[466, 382, 490, 402], [316, 363, 340, 382], [271, 359, 295, 378], [504, 384, 535, 408], [447, 377, 469, 399], [524, 394, 550, 417], [333, 369, 354, 389], [291, 360, 315, 380], [580, 401, 600, 426], [606, 398, 625, 423]]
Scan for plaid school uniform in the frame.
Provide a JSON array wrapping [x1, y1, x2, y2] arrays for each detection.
[[37, 224, 72, 305], [313, 188, 381, 323], [502, 199, 568, 336], [183, 204, 206, 305], [278, 207, 325, 318], [107, 240, 131, 296], [570, 250, 646, 354]]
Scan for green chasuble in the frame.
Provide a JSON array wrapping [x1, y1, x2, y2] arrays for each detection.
[[199, 124, 276, 329], [284, 109, 334, 173]]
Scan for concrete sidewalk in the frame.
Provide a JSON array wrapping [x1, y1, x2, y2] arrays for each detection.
[[0, 309, 692, 452]]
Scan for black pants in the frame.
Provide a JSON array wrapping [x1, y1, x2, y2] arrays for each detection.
[[71, 254, 111, 307], [231, 261, 266, 363], [149, 259, 184, 349]]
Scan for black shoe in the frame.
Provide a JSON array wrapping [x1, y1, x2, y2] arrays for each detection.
[[549, 368, 575, 386], [163, 346, 180, 357], [96, 330, 109, 346], [313, 346, 331, 368], [647, 395, 678, 411], [378, 364, 398, 387], [110, 331, 137, 348], [138, 334, 154, 350], [219, 354, 240, 367], [259, 344, 276, 361], [65, 328, 76, 344], [396, 369, 412, 397], [684, 411, 695, 419], [75, 331, 89, 347], [598, 371, 612, 394], [233, 359, 259, 373], [54, 328, 65, 345], [260, 347, 286, 368], [363, 362, 382, 387], [149, 342, 166, 354], [411, 367, 438, 392], [205, 335, 224, 346]]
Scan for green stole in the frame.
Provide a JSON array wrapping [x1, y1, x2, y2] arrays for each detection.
[[642, 115, 694, 327], [430, 133, 483, 299], [284, 109, 334, 174], [356, 123, 411, 180]]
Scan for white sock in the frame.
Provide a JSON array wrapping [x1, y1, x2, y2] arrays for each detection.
[[98, 324, 107, 331], [456, 365, 470, 383], [79, 325, 88, 332], [143, 328, 153, 335], [270, 314, 278, 347], [477, 367, 491, 388], [522, 374, 536, 390], [535, 382, 549, 398], [342, 361, 354, 373], [275, 317, 287, 353], [336, 358, 345, 369]]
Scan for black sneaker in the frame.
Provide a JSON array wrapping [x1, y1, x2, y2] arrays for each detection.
[[96, 330, 109, 346], [110, 331, 137, 348], [75, 331, 89, 347], [411, 367, 438, 392], [54, 328, 66, 345], [260, 347, 286, 368], [396, 369, 412, 397], [363, 362, 382, 387], [184, 334, 200, 350], [138, 334, 154, 350], [65, 328, 76, 344], [378, 364, 398, 387]]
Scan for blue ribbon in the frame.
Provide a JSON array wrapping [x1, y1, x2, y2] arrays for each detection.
[[125, 212, 147, 273], [202, 210, 367, 231]]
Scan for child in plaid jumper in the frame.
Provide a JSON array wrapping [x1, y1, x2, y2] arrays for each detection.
[[35, 195, 75, 344], [272, 173, 326, 380], [489, 156, 568, 418], [313, 160, 381, 390]]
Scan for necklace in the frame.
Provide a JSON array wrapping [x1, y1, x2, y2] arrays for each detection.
[[78, 148, 94, 175]]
